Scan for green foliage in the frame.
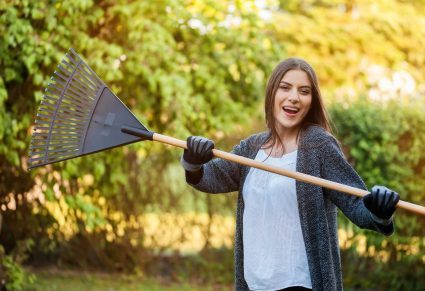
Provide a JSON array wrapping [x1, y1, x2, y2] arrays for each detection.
[[172, 248, 234, 285], [331, 97, 425, 233], [0, 0, 280, 280], [2, 255, 26, 290], [0, 241, 36, 290], [330, 97, 425, 289], [274, 0, 425, 94]]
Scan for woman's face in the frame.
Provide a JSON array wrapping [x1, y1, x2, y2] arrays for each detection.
[[273, 69, 312, 133]]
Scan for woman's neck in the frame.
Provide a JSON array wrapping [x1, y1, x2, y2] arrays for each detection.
[[265, 127, 301, 157], [277, 127, 300, 144]]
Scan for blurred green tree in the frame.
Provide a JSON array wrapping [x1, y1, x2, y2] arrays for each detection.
[[274, 0, 425, 95], [0, 0, 281, 276]]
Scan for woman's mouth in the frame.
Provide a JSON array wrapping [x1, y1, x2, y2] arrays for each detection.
[[282, 106, 300, 116]]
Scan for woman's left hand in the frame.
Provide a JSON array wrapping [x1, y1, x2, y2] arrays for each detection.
[[363, 186, 400, 220]]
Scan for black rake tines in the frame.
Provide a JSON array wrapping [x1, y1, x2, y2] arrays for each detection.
[[28, 48, 107, 169], [29, 49, 151, 169]]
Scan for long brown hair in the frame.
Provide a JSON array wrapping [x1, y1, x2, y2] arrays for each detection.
[[264, 58, 332, 150]]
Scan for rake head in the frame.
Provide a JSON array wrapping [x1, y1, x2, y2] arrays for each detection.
[[28, 48, 152, 169]]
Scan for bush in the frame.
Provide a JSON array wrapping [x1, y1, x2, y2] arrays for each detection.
[[0, 241, 35, 291], [330, 97, 425, 290]]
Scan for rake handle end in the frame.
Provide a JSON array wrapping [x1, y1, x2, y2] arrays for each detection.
[[396, 200, 425, 216], [121, 125, 154, 140]]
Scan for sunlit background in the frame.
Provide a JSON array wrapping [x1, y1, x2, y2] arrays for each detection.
[[1, 0, 425, 290]]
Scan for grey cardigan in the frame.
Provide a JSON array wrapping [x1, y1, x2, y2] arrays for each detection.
[[188, 125, 394, 291]]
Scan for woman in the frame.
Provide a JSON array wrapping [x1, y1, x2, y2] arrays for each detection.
[[180, 58, 399, 291]]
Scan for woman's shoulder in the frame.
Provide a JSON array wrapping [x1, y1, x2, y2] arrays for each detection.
[[237, 131, 270, 152], [243, 131, 270, 146], [243, 131, 270, 143], [299, 124, 338, 149]]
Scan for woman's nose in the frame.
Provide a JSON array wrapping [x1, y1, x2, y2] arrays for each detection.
[[288, 89, 299, 102]]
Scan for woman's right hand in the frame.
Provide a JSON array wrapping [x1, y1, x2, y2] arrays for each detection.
[[181, 136, 215, 171]]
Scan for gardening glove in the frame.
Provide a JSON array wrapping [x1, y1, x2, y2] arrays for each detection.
[[363, 185, 400, 223], [180, 136, 214, 172]]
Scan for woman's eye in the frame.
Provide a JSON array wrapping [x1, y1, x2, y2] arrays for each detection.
[[280, 85, 290, 90], [300, 90, 310, 95]]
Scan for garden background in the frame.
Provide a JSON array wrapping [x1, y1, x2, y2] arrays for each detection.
[[1, 0, 425, 290]]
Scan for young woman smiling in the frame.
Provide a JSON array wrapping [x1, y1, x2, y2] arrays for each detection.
[[180, 58, 399, 291]]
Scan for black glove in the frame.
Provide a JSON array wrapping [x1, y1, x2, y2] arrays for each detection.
[[363, 185, 400, 220], [182, 136, 214, 170]]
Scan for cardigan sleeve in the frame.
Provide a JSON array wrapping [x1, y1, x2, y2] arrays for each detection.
[[320, 136, 394, 235], [186, 138, 248, 194]]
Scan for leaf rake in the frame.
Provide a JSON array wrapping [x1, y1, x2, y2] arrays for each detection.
[[29, 48, 425, 216]]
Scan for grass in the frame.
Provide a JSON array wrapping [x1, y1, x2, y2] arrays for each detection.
[[24, 268, 232, 291]]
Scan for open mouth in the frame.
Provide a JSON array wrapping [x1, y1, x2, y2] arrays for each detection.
[[283, 106, 300, 115]]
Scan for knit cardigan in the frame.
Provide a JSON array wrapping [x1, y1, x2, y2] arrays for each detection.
[[187, 125, 394, 291]]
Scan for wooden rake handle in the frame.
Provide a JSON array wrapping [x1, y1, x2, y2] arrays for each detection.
[[119, 124, 425, 217], [151, 133, 425, 217]]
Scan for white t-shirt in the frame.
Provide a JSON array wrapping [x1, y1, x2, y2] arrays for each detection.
[[242, 149, 312, 291]]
